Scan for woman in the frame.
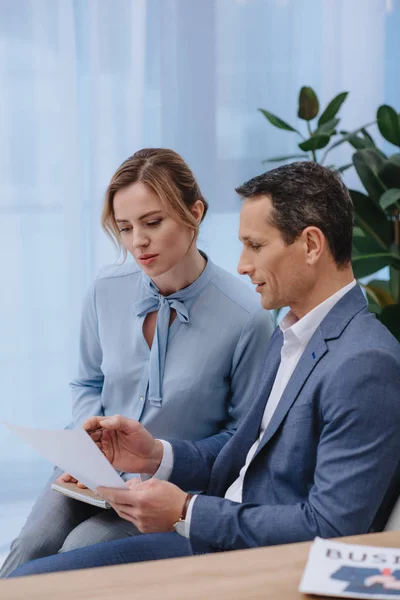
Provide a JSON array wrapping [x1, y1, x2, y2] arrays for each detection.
[[0, 148, 272, 577]]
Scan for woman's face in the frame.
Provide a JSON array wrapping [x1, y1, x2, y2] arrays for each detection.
[[113, 181, 196, 277]]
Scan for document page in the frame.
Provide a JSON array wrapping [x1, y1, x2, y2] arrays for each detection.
[[1, 420, 126, 491]]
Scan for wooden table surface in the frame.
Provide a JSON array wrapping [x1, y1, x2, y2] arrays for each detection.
[[1, 531, 400, 600]]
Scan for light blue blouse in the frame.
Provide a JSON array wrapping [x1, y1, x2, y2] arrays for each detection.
[[70, 255, 273, 442]]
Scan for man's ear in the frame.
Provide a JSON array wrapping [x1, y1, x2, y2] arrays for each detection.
[[303, 226, 325, 265], [191, 200, 205, 225]]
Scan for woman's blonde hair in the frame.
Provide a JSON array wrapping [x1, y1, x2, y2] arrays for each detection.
[[102, 148, 208, 257]]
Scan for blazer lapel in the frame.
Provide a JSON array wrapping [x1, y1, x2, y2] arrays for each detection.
[[237, 330, 283, 439], [252, 328, 327, 459]]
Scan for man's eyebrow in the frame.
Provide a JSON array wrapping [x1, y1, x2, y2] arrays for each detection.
[[239, 235, 255, 242], [115, 211, 163, 224]]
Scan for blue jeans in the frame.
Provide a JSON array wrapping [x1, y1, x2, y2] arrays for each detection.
[[0, 467, 141, 578], [9, 533, 194, 577]]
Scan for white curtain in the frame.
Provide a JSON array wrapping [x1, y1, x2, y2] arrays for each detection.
[[0, 0, 396, 555]]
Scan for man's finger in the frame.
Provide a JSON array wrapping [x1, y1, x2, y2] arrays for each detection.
[[98, 414, 141, 435], [97, 486, 135, 505], [82, 416, 103, 432], [112, 505, 139, 526], [127, 478, 141, 490]]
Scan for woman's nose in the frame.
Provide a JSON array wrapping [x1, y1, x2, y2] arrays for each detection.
[[131, 229, 150, 250]]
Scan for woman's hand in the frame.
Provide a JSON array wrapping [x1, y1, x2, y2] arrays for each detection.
[[56, 472, 87, 489], [82, 414, 164, 475]]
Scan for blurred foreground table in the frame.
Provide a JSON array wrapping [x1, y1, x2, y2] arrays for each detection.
[[1, 531, 400, 600]]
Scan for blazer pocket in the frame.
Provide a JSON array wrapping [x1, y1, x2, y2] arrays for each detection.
[[284, 402, 313, 425]]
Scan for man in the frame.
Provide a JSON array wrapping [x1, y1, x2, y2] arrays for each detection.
[[10, 161, 400, 576]]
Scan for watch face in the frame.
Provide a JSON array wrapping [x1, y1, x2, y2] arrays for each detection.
[[174, 520, 186, 537]]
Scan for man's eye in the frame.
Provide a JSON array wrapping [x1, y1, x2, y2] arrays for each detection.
[[250, 244, 261, 251], [147, 219, 162, 227]]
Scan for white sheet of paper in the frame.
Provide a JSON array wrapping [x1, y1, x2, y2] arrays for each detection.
[[1, 420, 126, 491]]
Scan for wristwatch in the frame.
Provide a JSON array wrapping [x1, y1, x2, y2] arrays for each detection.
[[173, 493, 194, 537]]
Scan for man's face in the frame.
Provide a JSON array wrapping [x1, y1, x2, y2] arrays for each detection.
[[238, 195, 310, 310]]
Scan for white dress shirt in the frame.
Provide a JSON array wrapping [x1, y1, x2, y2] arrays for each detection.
[[152, 280, 356, 537]]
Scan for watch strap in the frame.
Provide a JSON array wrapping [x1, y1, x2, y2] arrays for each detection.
[[180, 493, 194, 521]]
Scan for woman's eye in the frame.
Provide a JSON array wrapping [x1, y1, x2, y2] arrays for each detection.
[[147, 220, 162, 227], [119, 227, 131, 233]]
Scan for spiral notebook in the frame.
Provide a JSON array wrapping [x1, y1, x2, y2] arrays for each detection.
[[51, 481, 111, 509]]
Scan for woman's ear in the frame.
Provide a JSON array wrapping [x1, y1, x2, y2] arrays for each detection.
[[191, 200, 205, 225]]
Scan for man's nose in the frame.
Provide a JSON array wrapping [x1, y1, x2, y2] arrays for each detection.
[[237, 251, 254, 276]]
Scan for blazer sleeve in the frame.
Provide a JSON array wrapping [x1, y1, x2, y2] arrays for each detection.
[[167, 433, 231, 491], [187, 349, 400, 552], [70, 281, 104, 427]]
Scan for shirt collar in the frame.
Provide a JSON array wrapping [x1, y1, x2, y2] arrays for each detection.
[[280, 280, 357, 350]]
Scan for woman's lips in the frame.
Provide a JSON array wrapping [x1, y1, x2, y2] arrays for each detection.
[[138, 254, 159, 266]]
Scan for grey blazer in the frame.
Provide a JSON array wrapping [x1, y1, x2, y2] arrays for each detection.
[[169, 285, 400, 553]]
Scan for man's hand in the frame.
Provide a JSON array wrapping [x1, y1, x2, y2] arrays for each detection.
[[82, 414, 164, 475], [97, 479, 187, 534], [56, 472, 87, 489]]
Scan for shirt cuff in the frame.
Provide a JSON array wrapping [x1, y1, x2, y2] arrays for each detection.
[[140, 440, 173, 482], [184, 494, 198, 538]]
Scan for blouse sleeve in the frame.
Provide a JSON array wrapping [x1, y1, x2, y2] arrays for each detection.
[[70, 281, 104, 427], [223, 308, 274, 433]]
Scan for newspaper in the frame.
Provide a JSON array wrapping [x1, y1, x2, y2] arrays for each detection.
[[299, 537, 400, 599]]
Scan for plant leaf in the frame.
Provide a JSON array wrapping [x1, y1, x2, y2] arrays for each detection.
[[353, 149, 386, 204], [298, 87, 319, 121], [315, 117, 340, 135], [377, 105, 400, 147], [390, 254, 400, 271], [362, 280, 395, 308], [390, 243, 400, 303], [325, 125, 377, 155], [318, 92, 348, 126], [258, 109, 300, 133], [353, 227, 365, 237], [262, 153, 309, 164], [352, 253, 392, 279], [389, 153, 400, 166], [350, 190, 391, 249], [378, 159, 400, 189], [345, 133, 372, 151], [353, 235, 384, 255], [379, 188, 400, 211], [360, 128, 377, 148], [368, 301, 382, 316], [336, 163, 353, 174], [299, 134, 330, 152], [379, 304, 400, 341]]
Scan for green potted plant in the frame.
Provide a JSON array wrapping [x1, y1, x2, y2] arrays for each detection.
[[259, 88, 400, 340]]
